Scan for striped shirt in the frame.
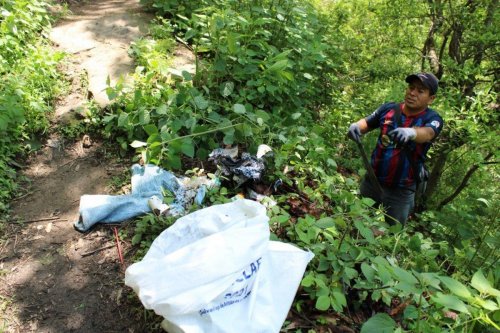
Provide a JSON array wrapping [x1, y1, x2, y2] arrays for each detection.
[[365, 102, 443, 188]]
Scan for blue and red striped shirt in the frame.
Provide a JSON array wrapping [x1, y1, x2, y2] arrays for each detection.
[[365, 102, 443, 188]]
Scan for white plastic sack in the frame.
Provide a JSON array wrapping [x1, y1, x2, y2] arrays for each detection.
[[125, 199, 314, 333]]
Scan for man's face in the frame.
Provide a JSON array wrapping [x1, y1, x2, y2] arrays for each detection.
[[404, 79, 436, 113]]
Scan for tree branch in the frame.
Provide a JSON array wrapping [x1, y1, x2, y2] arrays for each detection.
[[438, 152, 494, 210]]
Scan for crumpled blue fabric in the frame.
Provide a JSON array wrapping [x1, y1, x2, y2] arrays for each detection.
[[74, 164, 212, 232]]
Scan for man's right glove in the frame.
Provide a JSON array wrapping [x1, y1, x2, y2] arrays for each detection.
[[347, 123, 362, 142]]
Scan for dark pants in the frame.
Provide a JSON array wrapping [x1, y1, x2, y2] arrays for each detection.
[[360, 177, 415, 225]]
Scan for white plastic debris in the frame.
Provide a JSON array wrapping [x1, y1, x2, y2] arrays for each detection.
[[125, 199, 313, 333]]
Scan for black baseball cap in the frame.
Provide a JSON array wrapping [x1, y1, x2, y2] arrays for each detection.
[[405, 72, 439, 95]]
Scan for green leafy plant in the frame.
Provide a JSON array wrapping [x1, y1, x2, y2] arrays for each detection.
[[0, 0, 65, 213]]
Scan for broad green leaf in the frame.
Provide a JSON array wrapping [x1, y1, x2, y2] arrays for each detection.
[[170, 119, 183, 133], [156, 104, 167, 115], [431, 293, 470, 314], [130, 140, 147, 148], [420, 272, 442, 290], [223, 132, 234, 145], [315, 295, 330, 311], [370, 289, 384, 303], [377, 265, 392, 285], [193, 95, 208, 110], [269, 50, 292, 62], [438, 276, 472, 299], [373, 257, 392, 285], [233, 103, 246, 114], [331, 291, 347, 311], [255, 110, 270, 121], [361, 197, 375, 206], [361, 263, 376, 282], [473, 297, 499, 311], [147, 133, 160, 145], [344, 267, 358, 280], [394, 282, 420, 294], [138, 109, 150, 125], [117, 112, 129, 127], [144, 124, 158, 136], [361, 313, 396, 333], [471, 270, 500, 296], [181, 142, 194, 158], [267, 59, 288, 72], [184, 28, 196, 40], [301, 274, 314, 287], [315, 217, 335, 229], [391, 266, 418, 285], [271, 215, 289, 225], [354, 220, 375, 244], [149, 141, 162, 149]]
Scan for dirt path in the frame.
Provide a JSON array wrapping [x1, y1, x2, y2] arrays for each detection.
[[0, 1, 163, 332]]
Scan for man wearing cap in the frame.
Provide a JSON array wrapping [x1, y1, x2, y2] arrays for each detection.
[[347, 72, 443, 225]]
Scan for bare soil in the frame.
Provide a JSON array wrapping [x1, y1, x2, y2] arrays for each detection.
[[0, 1, 185, 331]]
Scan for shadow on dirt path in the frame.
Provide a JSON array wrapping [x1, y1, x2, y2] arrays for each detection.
[[1, 142, 140, 333], [0, 1, 164, 332]]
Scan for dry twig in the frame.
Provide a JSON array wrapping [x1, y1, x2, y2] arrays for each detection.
[[81, 244, 115, 257]]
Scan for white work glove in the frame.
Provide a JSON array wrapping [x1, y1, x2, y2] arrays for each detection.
[[389, 127, 417, 144], [347, 123, 362, 142]]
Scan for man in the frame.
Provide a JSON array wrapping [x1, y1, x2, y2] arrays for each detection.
[[347, 72, 443, 224]]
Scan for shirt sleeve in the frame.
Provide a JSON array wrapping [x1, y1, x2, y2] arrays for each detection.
[[364, 103, 392, 129], [423, 111, 444, 138]]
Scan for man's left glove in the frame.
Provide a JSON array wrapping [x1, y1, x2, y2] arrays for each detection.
[[389, 127, 417, 144]]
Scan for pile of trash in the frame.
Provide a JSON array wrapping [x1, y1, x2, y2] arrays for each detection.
[[208, 144, 273, 186], [73, 164, 218, 232], [72, 144, 313, 332], [73, 144, 275, 232]]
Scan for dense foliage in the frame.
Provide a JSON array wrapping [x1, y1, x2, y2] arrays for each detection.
[[102, 0, 338, 170], [95, 0, 500, 332], [104, 0, 498, 331], [0, 0, 64, 213]]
